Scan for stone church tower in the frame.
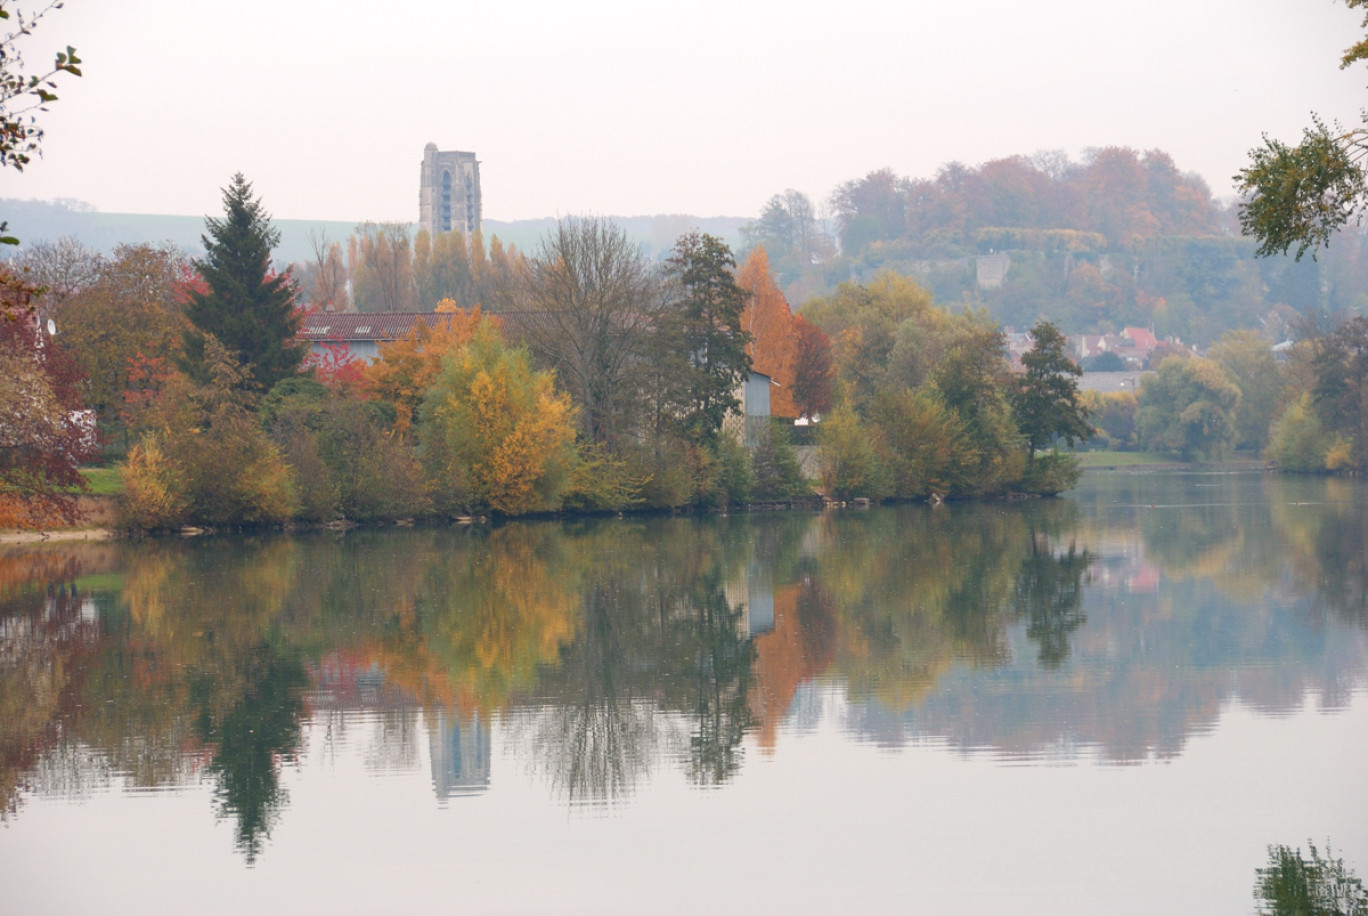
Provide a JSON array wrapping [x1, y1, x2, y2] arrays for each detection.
[[419, 144, 482, 238]]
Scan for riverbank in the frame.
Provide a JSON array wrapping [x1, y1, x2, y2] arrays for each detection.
[[2, 457, 1273, 543], [0, 496, 117, 544]]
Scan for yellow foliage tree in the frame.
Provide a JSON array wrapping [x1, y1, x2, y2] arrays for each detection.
[[423, 318, 577, 515], [119, 436, 188, 530], [362, 306, 488, 433], [117, 338, 297, 528]]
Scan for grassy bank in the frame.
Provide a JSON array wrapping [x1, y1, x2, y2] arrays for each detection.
[[1075, 450, 1268, 470], [78, 468, 124, 496]]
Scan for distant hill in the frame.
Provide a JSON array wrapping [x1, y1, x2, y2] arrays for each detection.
[[0, 199, 748, 264]]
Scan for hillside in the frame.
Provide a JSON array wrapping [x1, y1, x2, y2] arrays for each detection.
[[0, 199, 747, 265], [742, 148, 1368, 344]]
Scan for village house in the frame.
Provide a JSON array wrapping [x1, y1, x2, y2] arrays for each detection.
[[298, 312, 457, 364], [1070, 326, 1194, 368]]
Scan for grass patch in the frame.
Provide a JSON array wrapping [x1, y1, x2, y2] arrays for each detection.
[[78, 467, 123, 496]]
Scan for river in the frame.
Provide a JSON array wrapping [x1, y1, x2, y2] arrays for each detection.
[[1, 469, 1365, 913]]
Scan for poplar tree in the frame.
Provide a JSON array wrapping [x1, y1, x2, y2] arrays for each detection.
[[182, 173, 302, 391]]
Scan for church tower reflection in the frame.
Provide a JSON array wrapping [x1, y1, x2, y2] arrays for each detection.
[[428, 709, 490, 800]]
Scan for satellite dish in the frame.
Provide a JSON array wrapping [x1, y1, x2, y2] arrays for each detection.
[[46, 319, 57, 336]]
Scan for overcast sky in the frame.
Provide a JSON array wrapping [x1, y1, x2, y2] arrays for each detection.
[[5, 0, 1366, 223]]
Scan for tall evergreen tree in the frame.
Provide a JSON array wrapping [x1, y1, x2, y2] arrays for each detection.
[[1011, 319, 1093, 465], [182, 174, 302, 391], [657, 232, 752, 443]]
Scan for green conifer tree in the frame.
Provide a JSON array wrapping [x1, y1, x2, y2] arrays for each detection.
[[1012, 319, 1094, 465], [658, 232, 752, 444], [182, 174, 302, 391]]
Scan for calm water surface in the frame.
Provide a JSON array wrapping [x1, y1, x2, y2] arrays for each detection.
[[2, 470, 1365, 913]]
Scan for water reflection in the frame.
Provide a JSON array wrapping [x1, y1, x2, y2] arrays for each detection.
[[1, 472, 1365, 861], [429, 709, 489, 799], [1254, 840, 1368, 915], [195, 642, 306, 864]]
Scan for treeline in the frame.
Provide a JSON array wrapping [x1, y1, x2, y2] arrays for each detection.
[[3, 173, 1103, 530], [1080, 316, 1368, 472], [741, 148, 1368, 346], [111, 208, 817, 529], [801, 273, 1091, 500], [297, 221, 524, 315]]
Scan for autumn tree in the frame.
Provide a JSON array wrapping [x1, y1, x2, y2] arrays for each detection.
[[421, 318, 577, 515], [869, 386, 975, 498], [0, 313, 94, 528], [802, 271, 939, 410], [412, 228, 524, 311], [362, 305, 487, 432], [736, 246, 799, 418], [1267, 392, 1337, 472], [261, 378, 428, 522], [518, 216, 659, 445], [739, 190, 830, 285], [120, 337, 296, 528], [56, 243, 186, 428], [182, 174, 303, 392], [789, 314, 834, 420], [1086, 389, 1139, 449], [414, 227, 474, 309], [816, 407, 889, 499], [654, 232, 752, 444], [930, 320, 1024, 493], [350, 221, 415, 313]]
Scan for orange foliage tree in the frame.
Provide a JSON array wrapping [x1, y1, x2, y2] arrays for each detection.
[[361, 304, 489, 432], [736, 247, 799, 418]]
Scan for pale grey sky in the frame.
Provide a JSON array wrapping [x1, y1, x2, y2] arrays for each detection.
[[5, 0, 1366, 223]]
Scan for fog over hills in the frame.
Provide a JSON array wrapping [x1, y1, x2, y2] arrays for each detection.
[[0, 198, 748, 264]]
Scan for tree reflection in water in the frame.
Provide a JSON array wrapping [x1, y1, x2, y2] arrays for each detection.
[[1012, 509, 1093, 669], [1254, 840, 1368, 916], [669, 581, 754, 787], [193, 642, 307, 864], [1, 473, 1366, 861], [514, 518, 761, 802], [517, 573, 664, 804]]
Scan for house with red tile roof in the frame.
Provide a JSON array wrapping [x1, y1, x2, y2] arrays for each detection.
[[298, 313, 458, 364]]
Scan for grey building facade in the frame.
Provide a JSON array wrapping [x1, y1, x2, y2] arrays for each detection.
[[418, 143, 482, 238]]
